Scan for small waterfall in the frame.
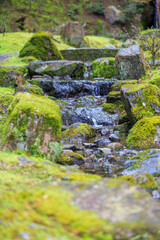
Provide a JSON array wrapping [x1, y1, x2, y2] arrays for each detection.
[[154, 0, 159, 28]]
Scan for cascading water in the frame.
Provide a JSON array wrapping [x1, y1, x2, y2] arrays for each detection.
[[154, 0, 159, 28]]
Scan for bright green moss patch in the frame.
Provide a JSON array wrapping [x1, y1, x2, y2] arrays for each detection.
[[106, 91, 121, 103], [57, 152, 84, 165], [84, 36, 122, 48], [92, 58, 119, 78], [0, 93, 62, 160], [19, 32, 63, 61], [126, 116, 160, 149], [62, 123, 96, 142], [103, 101, 124, 114], [16, 83, 44, 95]]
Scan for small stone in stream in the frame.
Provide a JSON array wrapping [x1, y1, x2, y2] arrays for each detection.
[[107, 142, 123, 150], [84, 149, 93, 157], [94, 138, 111, 147], [85, 154, 96, 162], [83, 143, 96, 148], [99, 148, 111, 156], [109, 134, 119, 142], [152, 190, 160, 199], [63, 144, 77, 150], [63, 150, 73, 153], [19, 232, 30, 240], [108, 155, 118, 163], [64, 75, 72, 80], [101, 127, 110, 136]]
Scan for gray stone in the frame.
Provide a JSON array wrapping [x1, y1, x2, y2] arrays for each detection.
[[109, 133, 119, 142], [28, 60, 85, 77], [105, 6, 122, 24], [107, 142, 123, 150], [61, 21, 85, 48], [60, 48, 119, 61], [116, 45, 146, 80], [101, 127, 110, 136], [99, 148, 111, 156]]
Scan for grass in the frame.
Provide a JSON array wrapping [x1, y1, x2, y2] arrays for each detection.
[[84, 36, 123, 48]]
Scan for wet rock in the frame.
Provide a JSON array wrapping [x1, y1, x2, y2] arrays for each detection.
[[99, 148, 111, 156], [0, 66, 25, 87], [84, 149, 93, 157], [107, 142, 123, 150], [94, 138, 111, 147], [63, 144, 77, 151], [109, 133, 119, 142], [101, 127, 110, 136], [122, 149, 160, 176], [116, 45, 146, 80], [57, 152, 84, 165], [28, 60, 85, 78], [39, 79, 115, 98], [61, 21, 85, 48], [61, 105, 118, 126], [105, 6, 121, 24], [152, 190, 160, 199], [108, 155, 118, 163], [60, 48, 119, 61], [83, 143, 96, 148]]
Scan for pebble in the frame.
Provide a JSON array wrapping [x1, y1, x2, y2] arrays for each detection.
[[99, 148, 111, 156], [107, 142, 123, 150], [109, 134, 120, 142], [152, 190, 160, 199]]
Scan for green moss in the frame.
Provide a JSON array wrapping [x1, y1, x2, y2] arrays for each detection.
[[19, 32, 63, 61], [57, 152, 84, 165], [139, 173, 158, 190], [62, 123, 96, 141], [126, 116, 160, 149], [103, 103, 117, 114], [92, 58, 119, 78], [0, 87, 14, 118], [111, 80, 138, 91], [84, 36, 122, 48], [0, 93, 62, 160], [16, 83, 44, 95], [0, 67, 26, 87], [106, 91, 121, 103]]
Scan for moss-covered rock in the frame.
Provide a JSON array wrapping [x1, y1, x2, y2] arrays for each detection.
[[116, 45, 146, 80], [62, 123, 96, 143], [57, 152, 84, 165], [103, 101, 124, 114], [28, 60, 86, 77], [0, 67, 26, 87], [0, 87, 14, 118], [15, 83, 44, 95], [19, 32, 63, 61], [126, 116, 160, 149], [106, 91, 121, 103], [92, 57, 119, 78], [0, 93, 62, 161], [111, 80, 138, 91], [60, 47, 119, 61], [121, 83, 160, 123]]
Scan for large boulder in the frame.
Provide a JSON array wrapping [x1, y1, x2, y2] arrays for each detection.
[[126, 116, 160, 149], [61, 21, 85, 47], [19, 32, 63, 61], [105, 6, 121, 24], [92, 57, 119, 78], [0, 93, 62, 161], [28, 60, 86, 77], [121, 83, 160, 124], [115, 45, 146, 80]]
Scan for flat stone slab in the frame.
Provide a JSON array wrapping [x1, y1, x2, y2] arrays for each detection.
[[28, 60, 85, 77], [60, 48, 119, 61]]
